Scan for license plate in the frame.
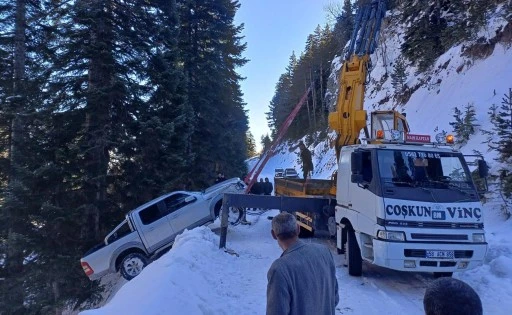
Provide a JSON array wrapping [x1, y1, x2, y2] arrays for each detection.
[[426, 250, 454, 259]]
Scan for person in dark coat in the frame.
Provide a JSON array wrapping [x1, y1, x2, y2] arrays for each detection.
[[423, 278, 482, 315], [250, 178, 263, 195], [267, 212, 339, 315], [263, 177, 273, 195], [299, 141, 313, 179]]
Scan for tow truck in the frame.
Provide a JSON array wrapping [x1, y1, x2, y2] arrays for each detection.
[[221, 0, 489, 277]]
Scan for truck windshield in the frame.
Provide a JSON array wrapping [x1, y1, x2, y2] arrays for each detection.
[[377, 149, 475, 191]]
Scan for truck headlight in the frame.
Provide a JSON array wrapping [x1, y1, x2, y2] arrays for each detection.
[[377, 230, 405, 241], [472, 233, 485, 243]]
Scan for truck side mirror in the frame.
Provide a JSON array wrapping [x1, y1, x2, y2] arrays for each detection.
[[477, 159, 489, 178], [351, 151, 364, 184]]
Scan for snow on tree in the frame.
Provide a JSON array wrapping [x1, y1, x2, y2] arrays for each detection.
[[391, 57, 408, 93], [449, 103, 477, 145]]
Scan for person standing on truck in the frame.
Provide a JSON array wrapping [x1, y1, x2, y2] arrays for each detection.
[[267, 212, 339, 315], [263, 177, 273, 195], [259, 178, 265, 194], [423, 278, 482, 315], [298, 141, 313, 180]]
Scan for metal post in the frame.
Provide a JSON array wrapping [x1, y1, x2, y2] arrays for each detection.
[[219, 194, 230, 248]]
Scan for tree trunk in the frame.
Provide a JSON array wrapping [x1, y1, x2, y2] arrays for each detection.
[[4, 1, 28, 313], [83, 0, 113, 242], [310, 69, 317, 130], [320, 63, 325, 121], [304, 75, 311, 128]]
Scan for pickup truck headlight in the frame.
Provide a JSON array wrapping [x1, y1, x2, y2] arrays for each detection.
[[472, 233, 485, 243], [377, 230, 406, 241]]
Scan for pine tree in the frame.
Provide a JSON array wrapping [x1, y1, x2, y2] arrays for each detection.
[[246, 131, 257, 157], [261, 134, 272, 153], [495, 89, 512, 197], [0, 0, 54, 312], [449, 106, 464, 142], [7, 0, 190, 311], [402, 2, 446, 72], [449, 103, 477, 144], [391, 57, 408, 93], [332, 0, 354, 53], [462, 103, 478, 138], [178, 0, 249, 185]]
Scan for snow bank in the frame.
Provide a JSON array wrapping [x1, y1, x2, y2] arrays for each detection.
[[81, 227, 245, 315]]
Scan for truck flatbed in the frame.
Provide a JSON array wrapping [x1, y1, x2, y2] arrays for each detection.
[[274, 177, 335, 197]]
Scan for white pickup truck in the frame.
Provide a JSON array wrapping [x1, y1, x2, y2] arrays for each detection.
[[80, 178, 245, 280]]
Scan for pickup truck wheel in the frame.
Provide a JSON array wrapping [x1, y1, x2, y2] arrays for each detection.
[[347, 229, 362, 276], [120, 253, 148, 280]]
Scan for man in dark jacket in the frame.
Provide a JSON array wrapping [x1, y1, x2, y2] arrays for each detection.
[[424, 278, 482, 315], [250, 178, 263, 195], [263, 177, 273, 195], [298, 141, 313, 179], [267, 212, 339, 315]]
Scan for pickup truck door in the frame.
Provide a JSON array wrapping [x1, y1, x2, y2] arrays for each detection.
[[163, 193, 210, 234], [136, 203, 176, 253]]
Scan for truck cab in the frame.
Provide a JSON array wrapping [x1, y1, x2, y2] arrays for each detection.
[[336, 142, 488, 276]]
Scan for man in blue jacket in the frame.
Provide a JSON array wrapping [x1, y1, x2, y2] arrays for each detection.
[[267, 212, 339, 315]]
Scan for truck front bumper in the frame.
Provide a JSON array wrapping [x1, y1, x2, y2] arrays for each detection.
[[372, 240, 487, 272]]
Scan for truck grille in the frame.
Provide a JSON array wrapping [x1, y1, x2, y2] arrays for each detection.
[[379, 218, 484, 229], [419, 261, 457, 267], [410, 233, 468, 241], [404, 249, 473, 259]]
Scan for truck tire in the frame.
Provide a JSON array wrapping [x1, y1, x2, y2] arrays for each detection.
[[347, 229, 362, 276], [120, 252, 148, 280]]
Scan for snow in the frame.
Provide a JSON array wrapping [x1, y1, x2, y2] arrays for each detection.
[[81, 8, 512, 315]]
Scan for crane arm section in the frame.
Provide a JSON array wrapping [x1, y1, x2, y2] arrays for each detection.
[[328, 0, 387, 156]]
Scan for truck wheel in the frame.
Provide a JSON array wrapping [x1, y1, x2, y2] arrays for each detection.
[[433, 272, 453, 278], [120, 253, 148, 280], [347, 229, 362, 276], [218, 206, 244, 225]]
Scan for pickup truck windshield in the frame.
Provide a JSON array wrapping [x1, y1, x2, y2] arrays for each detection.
[[377, 149, 477, 197]]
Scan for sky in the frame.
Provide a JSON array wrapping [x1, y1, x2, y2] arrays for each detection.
[[235, 0, 334, 151]]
